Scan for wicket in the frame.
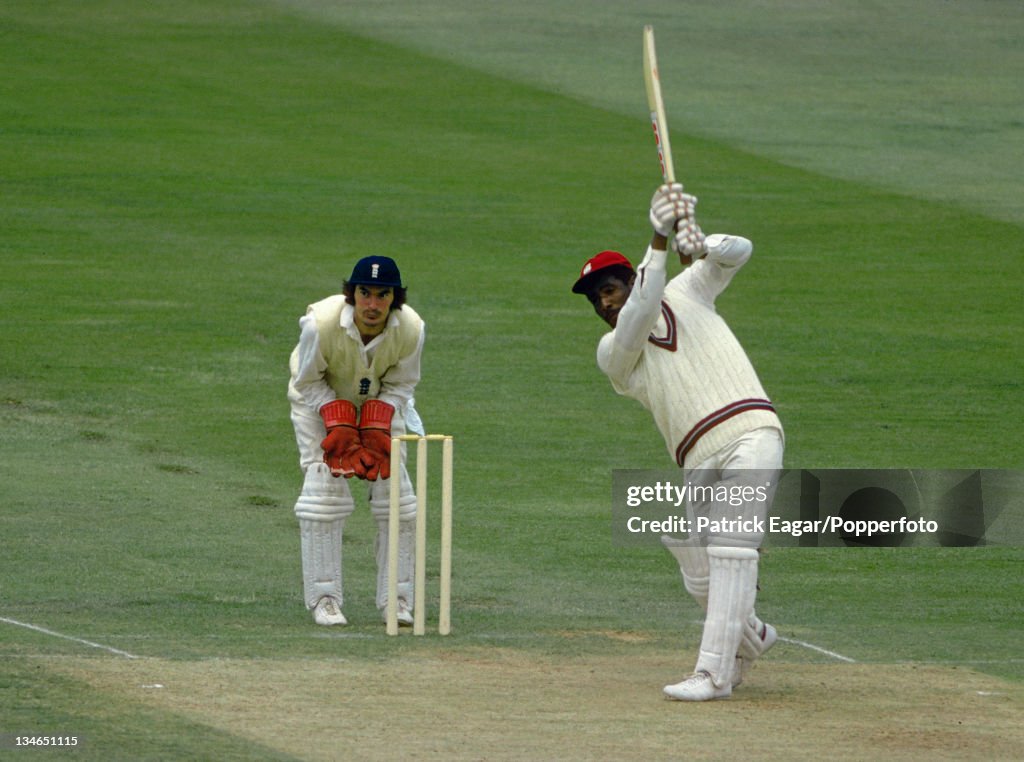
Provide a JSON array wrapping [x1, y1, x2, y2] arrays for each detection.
[[387, 434, 453, 636]]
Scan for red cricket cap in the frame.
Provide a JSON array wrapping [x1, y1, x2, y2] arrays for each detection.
[[571, 250, 634, 294]]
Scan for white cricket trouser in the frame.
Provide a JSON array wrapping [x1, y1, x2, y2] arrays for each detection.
[[684, 426, 784, 549], [682, 426, 783, 687]]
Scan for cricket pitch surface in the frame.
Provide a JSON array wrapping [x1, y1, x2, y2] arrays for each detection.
[[44, 643, 1023, 760]]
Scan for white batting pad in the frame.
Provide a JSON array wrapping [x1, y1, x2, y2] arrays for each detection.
[[695, 546, 759, 688], [293, 462, 355, 522], [299, 518, 344, 609], [369, 473, 417, 610], [374, 517, 416, 610], [661, 535, 709, 609], [294, 462, 355, 609]]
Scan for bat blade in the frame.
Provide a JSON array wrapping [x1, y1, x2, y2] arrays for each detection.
[[643, 25, 676, 183]]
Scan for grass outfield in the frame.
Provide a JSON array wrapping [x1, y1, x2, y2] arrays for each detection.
[[1, 1, 1022, 759], [291, 0, 1024, 227]]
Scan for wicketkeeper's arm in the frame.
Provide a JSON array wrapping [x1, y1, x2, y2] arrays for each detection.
[[375, 326, 424, 412], [291, 313, 337, 412]]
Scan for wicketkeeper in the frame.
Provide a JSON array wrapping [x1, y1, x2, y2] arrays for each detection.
[[572, 185, 785, 700], [287, 255, 424, 627]]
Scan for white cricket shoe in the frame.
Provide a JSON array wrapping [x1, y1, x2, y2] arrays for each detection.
[[397, 603, 414, 627], [663, 671, 732, 701], [734, 622, 778, 687], [313, 596, 347, 626], [381, 600, 414, 627]]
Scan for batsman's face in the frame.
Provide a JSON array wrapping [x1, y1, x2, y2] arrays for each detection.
[[589, 274, 633, 328], [353, 285, 394, 337]]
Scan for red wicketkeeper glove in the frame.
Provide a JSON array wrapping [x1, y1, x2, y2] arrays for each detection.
[[319, 400, 362, 478], [358, 399, 394, 481]]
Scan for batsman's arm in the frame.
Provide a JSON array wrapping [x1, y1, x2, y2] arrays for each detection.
[[598, 244, 667, 386], [705, 234, 751, 269], [677, 234, 754, 306]]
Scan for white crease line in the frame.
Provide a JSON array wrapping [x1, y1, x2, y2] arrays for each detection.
[[0, 616, 860, 665], [1, 616, 140, 659], [778, 635, 856, 663]]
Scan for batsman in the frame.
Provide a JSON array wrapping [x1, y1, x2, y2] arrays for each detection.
[[287, 255, 424, 627], [572, 185, 784, 700]]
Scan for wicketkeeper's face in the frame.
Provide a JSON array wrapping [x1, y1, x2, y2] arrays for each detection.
[[588, 274, 634, 328], [353, 285, 394, 336]]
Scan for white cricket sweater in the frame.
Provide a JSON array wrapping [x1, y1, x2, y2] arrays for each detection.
[[288, 296, 424, 413], [597, 236, 782, 468]]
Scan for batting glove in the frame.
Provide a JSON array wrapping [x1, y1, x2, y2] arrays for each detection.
[[673, 221, 707, 260], [650, 183, 698, 237]]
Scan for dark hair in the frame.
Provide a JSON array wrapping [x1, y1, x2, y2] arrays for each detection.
[[342, 280, 407, 311]]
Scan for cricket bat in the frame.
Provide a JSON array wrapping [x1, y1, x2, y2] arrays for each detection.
[[643, 25, 676, 183]]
